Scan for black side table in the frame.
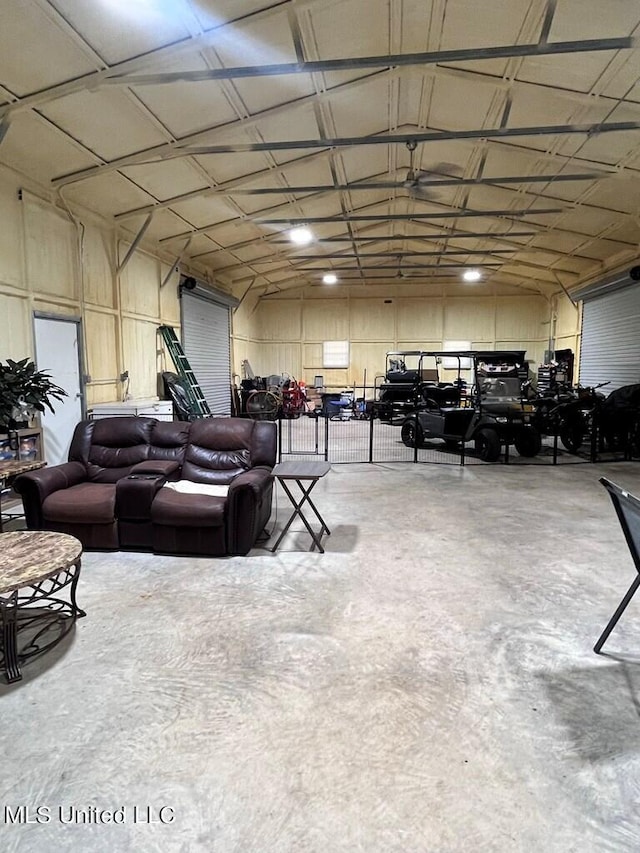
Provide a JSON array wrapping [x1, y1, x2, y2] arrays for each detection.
[[270, 461, 331, 553]]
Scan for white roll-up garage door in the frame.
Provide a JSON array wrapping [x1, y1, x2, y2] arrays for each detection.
[[181, 289, 232, 415], [580, 283, 640, 391]]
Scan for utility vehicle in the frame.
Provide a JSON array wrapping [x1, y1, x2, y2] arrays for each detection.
[[398, 350, 541, 462]]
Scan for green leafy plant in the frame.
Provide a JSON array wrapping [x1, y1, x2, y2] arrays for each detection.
[[0, 358, 67, 428]]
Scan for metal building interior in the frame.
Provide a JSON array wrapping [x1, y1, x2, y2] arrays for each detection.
[[2, 1, 640, 850]]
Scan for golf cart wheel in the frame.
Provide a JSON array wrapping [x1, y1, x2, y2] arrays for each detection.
[[474, 428, 501, 462], [559, 423, 584, 454], [401, 418, 424, 448], [514, 428, 542, 457]]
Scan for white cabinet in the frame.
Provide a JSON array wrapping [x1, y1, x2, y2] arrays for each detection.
[[89, 399, 173, 421]]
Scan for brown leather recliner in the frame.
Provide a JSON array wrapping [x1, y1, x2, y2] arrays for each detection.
[[14, 416, 277, 556]]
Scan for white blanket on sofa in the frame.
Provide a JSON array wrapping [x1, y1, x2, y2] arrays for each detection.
[[163, 480, 229, 497]]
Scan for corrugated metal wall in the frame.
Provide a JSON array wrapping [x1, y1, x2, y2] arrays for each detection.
[[580, 285, 640, 390], [181, 290, 231, 415]]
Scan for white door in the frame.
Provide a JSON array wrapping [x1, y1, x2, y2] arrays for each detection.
[[34, 316, 83, 465]]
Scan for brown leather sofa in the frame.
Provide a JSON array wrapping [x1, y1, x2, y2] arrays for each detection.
[[14, 416, 277, 556]]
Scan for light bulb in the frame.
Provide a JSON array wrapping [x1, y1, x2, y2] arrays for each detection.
[[463, 269, 481, 282], [289, 227, 313, 246], [323, 273, 338, 285]]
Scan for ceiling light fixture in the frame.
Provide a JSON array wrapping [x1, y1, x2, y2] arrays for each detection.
[[463, 269, 482, 282], [289, 226, 313, 245], [322, 273, 338, 285]]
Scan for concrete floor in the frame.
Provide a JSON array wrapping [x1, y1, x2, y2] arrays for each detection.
[[2, 460, 640, 852]]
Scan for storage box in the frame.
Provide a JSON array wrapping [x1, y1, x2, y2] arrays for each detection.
[[90, 399, 173, 421]]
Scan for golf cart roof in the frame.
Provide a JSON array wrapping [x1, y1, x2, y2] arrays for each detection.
[[385, 349, 526, 363]]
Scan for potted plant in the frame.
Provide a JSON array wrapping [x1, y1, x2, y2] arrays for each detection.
[[0, 358, 67, 430]]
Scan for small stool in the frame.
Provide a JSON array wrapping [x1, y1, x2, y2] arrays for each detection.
[[270, 461, 331, 552]]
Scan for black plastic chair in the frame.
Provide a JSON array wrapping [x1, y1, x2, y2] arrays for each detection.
[[594, 477, 640, 653]]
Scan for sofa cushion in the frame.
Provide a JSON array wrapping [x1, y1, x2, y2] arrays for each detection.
[[151, 488, 225, 527], [43, 483, 116, 525], [147, 420, 190, 467], [181, 418, 255, 484]]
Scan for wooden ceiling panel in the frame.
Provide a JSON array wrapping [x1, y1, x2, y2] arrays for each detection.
[[576, 104, 640, 165], [231, 74, 317, 114], [190, 1, 289, 29], [309, 0, 390, 59], [0, 1, 95, 96], [428, 74, 498, 131], [49, 0, 191, 65], [61, 173, 157, 218], [194, 150, 272, 183], [548, 0, 640, 40], [254, 105, 320, 145], [142, 209, 194, 242], [1, 0, 639, 298], [340, 146, 389, 182], [440, 0, 531, 46], [516, 52, 619, 93], [329, 78, 392, 138], [211, 9, 298, 67], [132, 75, 241, 138], [42, 90, 168, 161], [167, 194, 240, 228], [0, 113, 96, 186], [121, 161, 208, 202]]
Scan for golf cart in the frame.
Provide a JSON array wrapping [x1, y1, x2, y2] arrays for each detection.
[[400, 350, 542, 462], [377, 351, 462, 424]]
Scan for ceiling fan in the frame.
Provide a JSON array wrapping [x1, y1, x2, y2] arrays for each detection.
[[402, 140, 462, 198]]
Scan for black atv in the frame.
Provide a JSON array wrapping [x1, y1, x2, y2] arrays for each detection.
[[400, 350, 541, 462]]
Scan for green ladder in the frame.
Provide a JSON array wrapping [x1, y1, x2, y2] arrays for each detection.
[[158, 325, 211, 417]]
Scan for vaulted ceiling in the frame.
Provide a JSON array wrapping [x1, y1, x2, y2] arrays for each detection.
[[2, 0, 640, 300]]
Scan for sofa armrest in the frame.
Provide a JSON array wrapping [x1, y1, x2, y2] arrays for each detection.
[[116, 473, 167, 521], [13, 462, 88, 529], [130, 460, 181, 477], [227, 466, 274, 555]]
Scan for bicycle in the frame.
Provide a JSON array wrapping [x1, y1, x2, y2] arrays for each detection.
[[245, 389, 280, 420]]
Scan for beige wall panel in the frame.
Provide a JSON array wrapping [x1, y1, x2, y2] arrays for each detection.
[[32, 299, 79, 317], [443, 298, 495, 341], [303, 342, 323, 366], [119, 246, 160, 318], [86, 382, 119, 407], [0, 292, 30, 359], [232, 292, 261, 340], [85, 310, 118, 384], [23, 195, 78, 299], [349, 300, 395, 342], [253, 342, 302, 379], [350, 342, 393, 388], [397, 340, 442, 351], [159, 266, 181, 326], [83, 224, 115, 308], [231, 335, 255, 378], [555, 293, 581, 337], [316, 369, 348, 389], [302, 299, 349, 340], [257, 299, 301, 341], [234, 341, 262, 381], [495, 296, 548, 340], [0, 172, 23, 288], [121, 317, 161, 399], [397, 299, 444, 342]]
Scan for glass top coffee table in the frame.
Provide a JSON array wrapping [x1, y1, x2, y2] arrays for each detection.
[[270, 461, 331, 553], [0, 531, 84, 683]]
